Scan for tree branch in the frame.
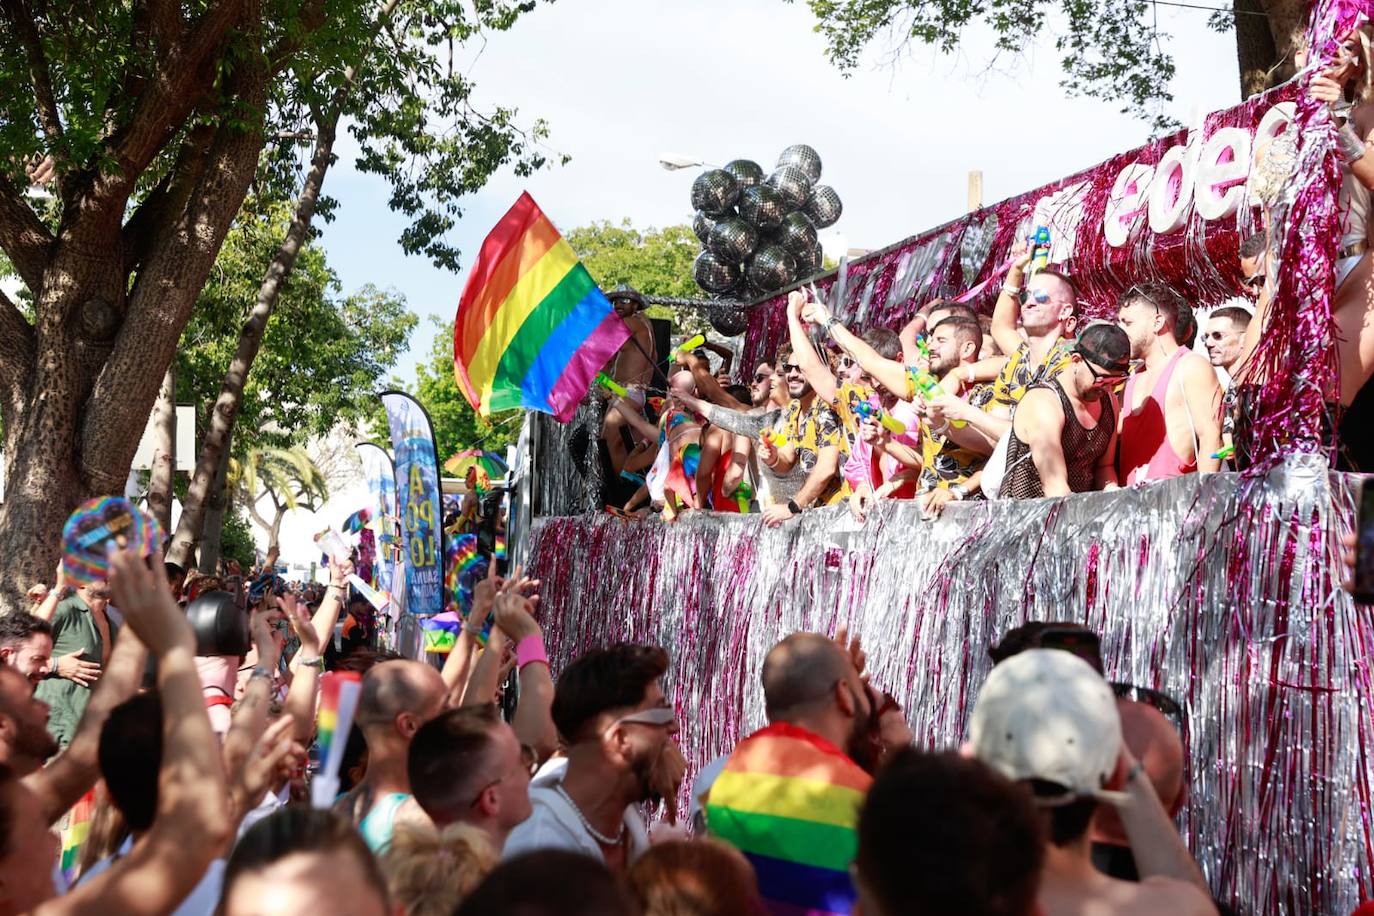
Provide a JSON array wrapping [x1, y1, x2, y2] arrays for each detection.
[[104, 0, 248, 185], [0, 183, 52, 292], [266, 0, 328, 73], [0, 0, 64, 145], [121, 124, 216, 275], [0, 288, 35, 425], [80, 51, 267, 497], [144, 0, 185, 51]]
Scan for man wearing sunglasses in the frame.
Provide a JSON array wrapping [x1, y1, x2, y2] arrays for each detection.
[[987, 240, 1080, 418], [505, 644, 681, 873], [1001, 323, 1129, 499], [1115, 283, 1223, 486]]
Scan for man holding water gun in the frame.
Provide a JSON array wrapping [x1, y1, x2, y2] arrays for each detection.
[[798, 292, 992, 516]]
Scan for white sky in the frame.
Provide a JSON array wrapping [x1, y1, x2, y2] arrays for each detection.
[[318, 0, 1244, 382]]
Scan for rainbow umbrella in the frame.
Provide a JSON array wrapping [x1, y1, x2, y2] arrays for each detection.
[[444, 450, 507, 480]]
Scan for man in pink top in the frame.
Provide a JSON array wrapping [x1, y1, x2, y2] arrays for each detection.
[[1114, 284, 1223, 486]]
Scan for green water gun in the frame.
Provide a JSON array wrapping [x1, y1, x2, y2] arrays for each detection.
[[1212, 444, 1235, 461], [910, 337, 944, 398], [595, 372, 628, 397], [675, 334, 706, 354]]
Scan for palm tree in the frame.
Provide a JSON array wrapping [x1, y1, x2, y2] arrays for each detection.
[[229, 446, 330, 557]]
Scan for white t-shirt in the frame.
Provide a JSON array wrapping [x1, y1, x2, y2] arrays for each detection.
[[503, 758, 649, 864]]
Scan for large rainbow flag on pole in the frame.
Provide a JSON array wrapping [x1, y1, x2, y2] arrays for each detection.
[[705, 721, 872, 915], [454, 193, 631, 422]]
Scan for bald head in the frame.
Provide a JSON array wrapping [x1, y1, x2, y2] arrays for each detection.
[[1092, 698, 1186, 846], [669, 370, 696, 399], [761, 633, 852, 722], [356, 660, 446, 739]]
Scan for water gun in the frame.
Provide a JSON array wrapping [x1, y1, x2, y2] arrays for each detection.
[[853, 398, 907, 435], [1029, 226, 1051, 275], [1212, 444, 1235, 461], [595, 371, 628, 397], [909, 340, 944, 398], [760, 427, 787, 447], [675, 334, 706, 355], [620, 469, 647, 485]]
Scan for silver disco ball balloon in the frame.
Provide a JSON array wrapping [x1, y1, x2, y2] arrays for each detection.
[[767, 166, 811, 211], [706, 218, 760, 265], [777, 144, 823, 184], [690, 169, 740, 218], [709, 301, 750, 337], [805, 184, 843, 229], [796, 241, 824, 276], [692, 210, 719, 244], [694, 250, 742, 294], [745, 245, 797, 294], [774, 211, 818, 259], [738, 185, 788, 233], [723, 159, 765, 189]]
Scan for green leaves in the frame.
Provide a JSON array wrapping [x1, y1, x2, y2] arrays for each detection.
[[567, 220, 709, 335], [793, 0, 1183, 132]]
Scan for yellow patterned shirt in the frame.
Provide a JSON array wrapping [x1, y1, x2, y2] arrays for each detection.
[[779, 397, 848, 506], [989, 339, 1076, 413]]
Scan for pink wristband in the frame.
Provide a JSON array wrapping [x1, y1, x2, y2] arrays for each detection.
[[516, 635, 548, 670]]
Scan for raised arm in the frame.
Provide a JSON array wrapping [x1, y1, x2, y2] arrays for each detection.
[[442, 564, 500, 706], [493, 586, 557, 762], [281, 594, 324, 746], [52, 549, 232, 916], [1013, 389, 1069, 497], [802, 301, 909, 397], [898, 311, 932, 366], [990, 243, 1034, 357], [786, 291, 841, 405], [679, 350, 749, 410], [702, 341, 733, 374], [26, 626, 148, 826], [31, 561, 63, 622], [295, 556, 352, 670]]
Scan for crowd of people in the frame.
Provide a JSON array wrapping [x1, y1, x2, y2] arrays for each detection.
[[595, 29, 1374, 523], [17, 522, 1336, 915]]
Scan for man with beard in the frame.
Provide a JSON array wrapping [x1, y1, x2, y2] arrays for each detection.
[[706, 632, 877, 916], [504, 644, 684, 874], [35, 580, 113, 750], [757, 342, 846, 527], [0, 615, 53, 686], [1114, 283, 1223, 485], [1002, 323, 1130, 499]]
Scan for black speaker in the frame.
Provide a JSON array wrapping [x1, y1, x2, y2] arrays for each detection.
[[648, 317, 672, 393]]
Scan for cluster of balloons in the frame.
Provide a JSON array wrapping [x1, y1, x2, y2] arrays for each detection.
[[690, 144, 842, 335]]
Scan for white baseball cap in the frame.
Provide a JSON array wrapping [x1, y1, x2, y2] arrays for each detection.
[[969, 648, 1127, 806]]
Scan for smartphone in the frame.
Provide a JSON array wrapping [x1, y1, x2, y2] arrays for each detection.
[[1037, 626, 1104, 675], [1356, 478, 1374, 603]]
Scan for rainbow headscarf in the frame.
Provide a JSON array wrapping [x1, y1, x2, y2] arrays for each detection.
[[706, 722, 872, 916]]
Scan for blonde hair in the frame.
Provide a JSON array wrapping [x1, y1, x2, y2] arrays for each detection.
[[379, 823, 497, 916]]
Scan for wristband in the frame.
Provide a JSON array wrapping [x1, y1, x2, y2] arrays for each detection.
[[787, 498, 803, 515], [516, 634, 548, 670], [250, 665, 273, 681], [1338, 122, 1367, 163], [297, 656, 324, 671], [823, 316, 841, 335], [1000, 283, 1021, 297]]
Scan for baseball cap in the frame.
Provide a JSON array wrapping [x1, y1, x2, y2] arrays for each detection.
[[968, 648, 1127, 807], [1073, 322, 1131, 375]]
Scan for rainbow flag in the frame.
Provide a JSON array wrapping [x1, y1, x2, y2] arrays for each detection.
[[59, 787, 98, 884], [421, 612, 462, 654], [453, 193, 631, 421], [312, 672, 362, 809], [705, 722, 872, 916]]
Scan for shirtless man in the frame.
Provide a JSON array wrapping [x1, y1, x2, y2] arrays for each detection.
[[601, 285, 659, 475], [1114, 283, 1222, 485]]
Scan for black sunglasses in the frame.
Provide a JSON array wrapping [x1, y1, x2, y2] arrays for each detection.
[[1076, 353, 1127, 385], [752, 372, 770, 383], [781, 362, 801, 373]]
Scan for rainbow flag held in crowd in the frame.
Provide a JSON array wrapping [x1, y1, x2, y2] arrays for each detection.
[[342, 507, 371, 533], [453, 192, 631, 422], [421, 612, 463, 654], [59, 787, 98, 884], [705, 721, 872, 916]]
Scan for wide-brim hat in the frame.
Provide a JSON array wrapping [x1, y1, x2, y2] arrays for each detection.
[[606, 284, 646, 309]]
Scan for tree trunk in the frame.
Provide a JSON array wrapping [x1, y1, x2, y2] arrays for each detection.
[[1238, 0, 1308, 97], [148, 366, 177, 533], [166, 113, 342, 569], [198, 430, 233, 575]]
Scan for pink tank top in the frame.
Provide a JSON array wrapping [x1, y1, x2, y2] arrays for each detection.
[[1117, 347, 1196, 486]]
